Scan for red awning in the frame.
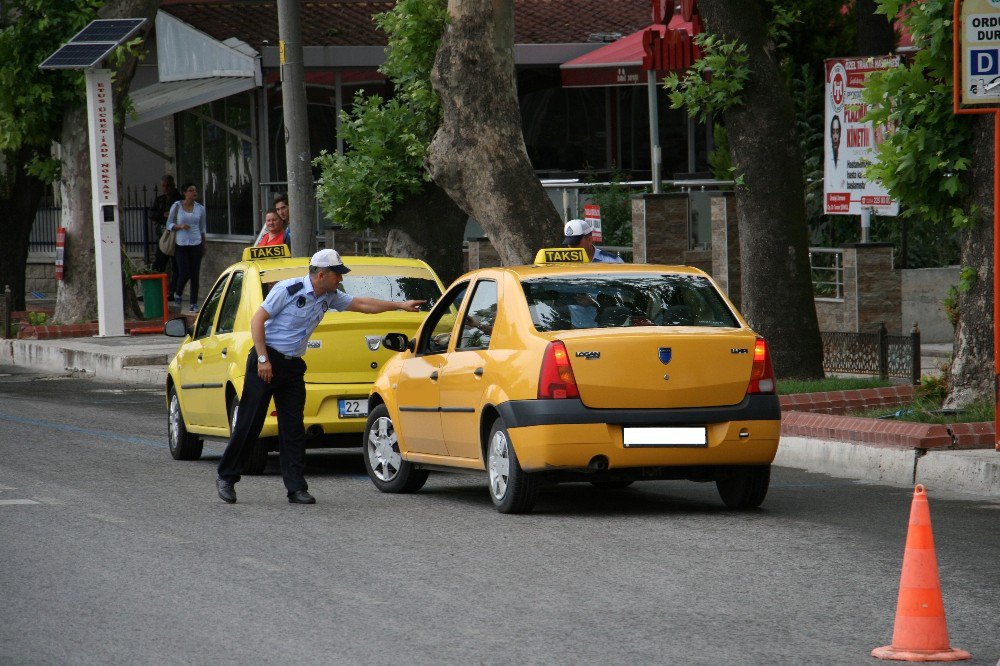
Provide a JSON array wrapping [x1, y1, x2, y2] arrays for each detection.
[[560, 13, 699, 88]]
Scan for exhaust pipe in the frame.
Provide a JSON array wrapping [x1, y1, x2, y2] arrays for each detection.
[[306, 425, 324, 439], [589, 455, 609, 471]]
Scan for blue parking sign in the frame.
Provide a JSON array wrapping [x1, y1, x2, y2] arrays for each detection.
[[971, 48, 1000, 75]]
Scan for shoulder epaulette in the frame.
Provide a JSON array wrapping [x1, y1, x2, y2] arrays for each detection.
[[286, 281, 305, 295]]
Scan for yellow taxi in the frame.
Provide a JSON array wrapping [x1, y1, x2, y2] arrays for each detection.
[[164, 245, 443, 472], [364, 248, 781, 513]]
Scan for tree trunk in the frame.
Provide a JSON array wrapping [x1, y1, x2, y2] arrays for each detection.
[[378, 182, 469, 285], [54, 0, 159, 324], [427, 0, 561, 265], [0, 147, 48, 311], [945, 115, 994, 408], [698, 0, 824, 379], [855, 0, 896, 57]]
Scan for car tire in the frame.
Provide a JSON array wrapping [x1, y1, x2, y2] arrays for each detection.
[[590, 480, 634, 490], [487, 419, 539, 514], [716, 465, 770, 509], [363, 404, 428, 493], [228, 395, 268, 475], [168, 387, 203, 460]]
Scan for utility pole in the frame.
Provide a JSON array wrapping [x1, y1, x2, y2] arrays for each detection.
[[277, 0, 316, 257]]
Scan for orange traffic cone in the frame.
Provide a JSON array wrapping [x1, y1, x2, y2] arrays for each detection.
[[871, 485, 970, 662]]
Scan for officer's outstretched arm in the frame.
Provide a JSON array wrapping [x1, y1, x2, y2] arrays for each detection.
[[346, 298, 426, 314]]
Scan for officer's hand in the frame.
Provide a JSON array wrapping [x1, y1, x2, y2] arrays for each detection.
[[400, 300, 426, 312], [258, 359, 273, 383]]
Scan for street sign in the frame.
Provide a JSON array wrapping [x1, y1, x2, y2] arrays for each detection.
[[584, 204, 602, 242], [960, 0, 1000, 105]]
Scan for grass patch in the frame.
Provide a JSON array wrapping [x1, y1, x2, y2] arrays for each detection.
[[778, 376, 892, 395], [850, 398, 994, 424]]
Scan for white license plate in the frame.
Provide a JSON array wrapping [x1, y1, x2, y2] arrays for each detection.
[[338, 398, 368, 418], [623, 427, 707, 447]]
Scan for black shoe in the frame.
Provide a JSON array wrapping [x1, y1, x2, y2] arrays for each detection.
[[216, 478, 236, 504], [288, 490, 315, 504]]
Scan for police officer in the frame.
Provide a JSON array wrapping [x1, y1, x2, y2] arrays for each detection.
[[562, 218, 624, 263], [216, 249, 425, 505]]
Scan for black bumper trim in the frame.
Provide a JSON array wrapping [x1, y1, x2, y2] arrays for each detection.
[[495, 394, 780, 428]]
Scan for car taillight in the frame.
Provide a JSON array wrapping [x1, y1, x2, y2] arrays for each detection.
[[538, 341, 580, 399], [747, 337, 776, 394]]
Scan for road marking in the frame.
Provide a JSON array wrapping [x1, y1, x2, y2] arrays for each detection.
[[0, 499, 39, 505], [0, 411, 166, 449], [0, 483, 15, 491]]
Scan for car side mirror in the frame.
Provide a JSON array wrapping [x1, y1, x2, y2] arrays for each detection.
[[382, 332, 410, 352], [164, 316, 190, 338]]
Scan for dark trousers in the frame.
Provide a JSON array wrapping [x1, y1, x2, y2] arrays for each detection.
[[174, 244, 203, 305], [217, 349, 308, 493]]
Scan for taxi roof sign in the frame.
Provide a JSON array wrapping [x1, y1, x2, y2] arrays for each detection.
[[533, 247, 589, 265], [242, 245, 291, 262]]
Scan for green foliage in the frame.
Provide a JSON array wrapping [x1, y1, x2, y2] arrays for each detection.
[[584, 170, 640, 247], [863, 0, 975, 230], [707, 124, 731, 182], [314, 0, 448, 229], [942, 266, 977, 326], [0, 0, 102, 182], [663, 33, 750, 121], [26, 311, 47, 326]]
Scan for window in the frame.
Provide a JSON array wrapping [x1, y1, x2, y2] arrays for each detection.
[[457, 280, 498, 351], [216, 271, 245, 334], [417, 281, 469, 355], [521, 273, 739, 332], [176, 92, 255, 237], [193, 274, 231, 339]]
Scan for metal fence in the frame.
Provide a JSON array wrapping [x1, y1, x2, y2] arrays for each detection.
[[0, 286, 11, 339], [821, 323, 921, 384], [30, 185, 154, 262], [810, 247, 844, 300]]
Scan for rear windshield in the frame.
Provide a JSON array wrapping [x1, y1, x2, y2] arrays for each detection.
[[521, 273, 740, 331], [261, 266, 440, 310]]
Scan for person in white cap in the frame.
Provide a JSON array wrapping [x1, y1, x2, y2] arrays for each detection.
[[562, 218, 624, 263], [216, 249, 426, 505]]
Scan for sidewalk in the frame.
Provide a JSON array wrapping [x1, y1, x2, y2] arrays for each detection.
[[1, 334, 998, 497]]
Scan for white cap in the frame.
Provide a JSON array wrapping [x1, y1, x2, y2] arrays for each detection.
[[310, 249, 350, 274], [563, 218, 594, 246]]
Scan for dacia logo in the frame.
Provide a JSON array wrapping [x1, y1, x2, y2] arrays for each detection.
[[576, 350, 600, 360], [731, 348, 749, 354]]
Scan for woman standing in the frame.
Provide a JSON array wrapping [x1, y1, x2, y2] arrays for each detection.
[[167, 183, 206, 312], [255, 209, 290, 249]]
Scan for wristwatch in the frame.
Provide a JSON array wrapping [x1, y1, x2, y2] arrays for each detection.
[[257, 354, 269, 364]]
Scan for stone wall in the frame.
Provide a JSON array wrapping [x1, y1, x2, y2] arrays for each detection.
[[631, 193, 687, 265], [902, 266, 959, 343], [466, 239, 502, 271], [814, 244, 901, 334]]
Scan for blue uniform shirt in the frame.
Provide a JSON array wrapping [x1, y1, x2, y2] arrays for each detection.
[[592, 247, 624, 263], [261, 276, 353, 357]]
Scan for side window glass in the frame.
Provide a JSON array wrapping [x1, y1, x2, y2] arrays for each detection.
[[193, 275, 229, 340], [457, 280, 498, 351], [216, 271, 244, 334], [417, 281, 469, 355]]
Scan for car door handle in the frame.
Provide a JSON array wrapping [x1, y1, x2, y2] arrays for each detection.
[[430, 371, 439, 381], [221, 347, 228, 358], [197, 353, 203, 363], [473, 367, 484, 376]]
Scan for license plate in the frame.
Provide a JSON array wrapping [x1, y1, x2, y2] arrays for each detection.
[[623, 427, 707, 447], [338, 398, 368, 418]]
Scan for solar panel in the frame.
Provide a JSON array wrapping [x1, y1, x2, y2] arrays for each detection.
[[39, 18, 146, 71], [69, 19, 145, 45], [39, 43, 120, 70]]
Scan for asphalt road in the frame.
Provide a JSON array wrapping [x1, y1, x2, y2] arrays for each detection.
[[1, 367, 998, 665]]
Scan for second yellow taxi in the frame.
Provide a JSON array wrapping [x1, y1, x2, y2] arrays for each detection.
[[364, 249, 781, 513]]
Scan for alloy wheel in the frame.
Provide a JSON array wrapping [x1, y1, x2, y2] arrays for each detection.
[[367, 416, 401, 482], [488, 430, 511, 500]]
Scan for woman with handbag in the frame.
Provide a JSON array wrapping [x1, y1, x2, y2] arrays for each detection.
[[167, 182, 207, 312]]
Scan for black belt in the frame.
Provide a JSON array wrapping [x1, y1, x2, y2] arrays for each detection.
[[265, 346, 299, 361]]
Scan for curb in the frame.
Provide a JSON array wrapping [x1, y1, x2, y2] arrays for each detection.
[[775, 436, 1000, 497], [0, 339, 172, 387]]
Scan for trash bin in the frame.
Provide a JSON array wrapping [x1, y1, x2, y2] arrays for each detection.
[[132, 273, 167, 321], [142, 278, 163, 320]]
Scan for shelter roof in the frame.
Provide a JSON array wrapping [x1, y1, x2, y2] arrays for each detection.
[[160, 0, 652, 49]]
